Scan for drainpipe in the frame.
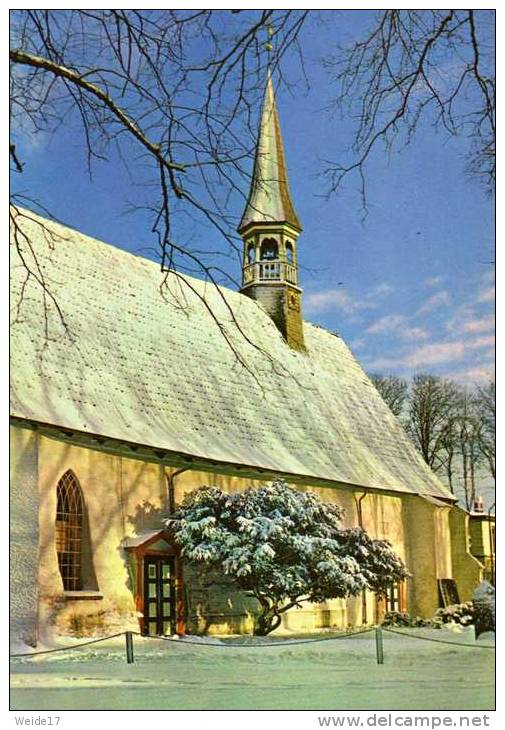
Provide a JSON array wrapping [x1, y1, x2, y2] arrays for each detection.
[[165, 467, 190, 637], [487, 501, 495, 586], [166, 468, 190, 515], [354, 493, 368, 624]]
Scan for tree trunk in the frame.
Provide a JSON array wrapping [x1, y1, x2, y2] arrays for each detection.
[[253, 611, 282, 636], [252, 594, 301, 635], [446, 449, 454, 494], [470, 447, 476, 510]]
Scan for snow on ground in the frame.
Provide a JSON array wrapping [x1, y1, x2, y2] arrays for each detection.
[[10, 627, 494, 711]]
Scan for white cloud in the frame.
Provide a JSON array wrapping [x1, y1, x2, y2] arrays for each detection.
[[466, 334, 495, 350], [403, 342, 466, 368], [415, 290, 451, 316], [306, 281, 393, 316], [364, 333, 494, 373], [350, 338, 366, 351], [460, 315, 495, 334], [446, 365, 495, 386], [477, 286, 495, 304], [370, 283, 394, 297], [305, 289, 375, 315], [366, 314, 406, 335], [402, 327, 429, 340], [365, 314, 428, 340], [364, 344, 460, 371], [424, 276, 443, 288]]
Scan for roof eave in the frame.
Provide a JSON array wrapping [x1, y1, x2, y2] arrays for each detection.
[[237, 218, 303, 236], [11, 415, 456, 504]]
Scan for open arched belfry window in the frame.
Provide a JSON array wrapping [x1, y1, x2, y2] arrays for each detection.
[[55, 470, 86, 591], [260, 238, 278, 260]]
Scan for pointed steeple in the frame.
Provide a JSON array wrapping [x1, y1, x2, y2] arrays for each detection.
[[238, 73, 305, 352], [239, 74, 301, 233]]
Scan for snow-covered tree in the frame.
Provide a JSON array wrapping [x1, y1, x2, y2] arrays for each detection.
[[167, 481, 409, 635]]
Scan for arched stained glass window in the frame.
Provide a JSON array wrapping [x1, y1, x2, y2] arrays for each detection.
[[55, 470, 84, 591]]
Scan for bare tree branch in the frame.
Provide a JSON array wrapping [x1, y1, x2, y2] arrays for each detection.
[[322, 9, 495, 206]]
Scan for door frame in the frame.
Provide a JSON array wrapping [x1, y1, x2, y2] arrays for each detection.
[[124, 529, 185, 635]]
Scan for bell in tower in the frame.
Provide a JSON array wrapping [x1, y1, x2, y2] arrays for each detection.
[[238, 74, 305, 352]]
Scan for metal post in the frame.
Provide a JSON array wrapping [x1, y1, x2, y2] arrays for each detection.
[[125, 631, 134, 664], [375, 626, 384, 665]]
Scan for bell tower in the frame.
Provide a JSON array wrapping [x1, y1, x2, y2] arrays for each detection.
[[238, 74, 305, 351]]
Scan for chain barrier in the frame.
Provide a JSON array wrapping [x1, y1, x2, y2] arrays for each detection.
[[9, 632, 127, 658], [148, 625, 375, 648], [383, 626, 495, 649], [9, 626, 374, 659], [10, 625, 494, 661]]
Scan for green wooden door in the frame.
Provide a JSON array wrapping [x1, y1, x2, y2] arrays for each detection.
[[143, 556, 175, 636]]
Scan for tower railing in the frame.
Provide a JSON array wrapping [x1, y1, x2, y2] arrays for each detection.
[[243, 260, 297, 286]]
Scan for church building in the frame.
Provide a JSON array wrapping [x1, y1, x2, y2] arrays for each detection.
[[10, 75, 483, 646]]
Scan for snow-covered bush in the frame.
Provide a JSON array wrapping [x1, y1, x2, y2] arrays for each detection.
[[382, 611, 411, 627], [434, 602, 474, 626], [382, 611, 434, 628], [167, 480, 409, 635]]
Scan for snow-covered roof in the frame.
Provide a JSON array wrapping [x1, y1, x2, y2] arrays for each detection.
[[10, 209, 453, 501]]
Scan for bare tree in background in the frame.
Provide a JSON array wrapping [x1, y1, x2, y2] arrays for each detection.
[[323, 9, 495, 207], [369, 373, 408, 417], [454, 389, 483, 511], [474, 380, 495, 483], [405, 374, 461, 475], [372, 372, 494, 505], [437, 415, 459, 496]]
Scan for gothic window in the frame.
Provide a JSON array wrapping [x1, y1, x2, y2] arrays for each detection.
[[286, 241, 294, 264], [247, 243, 255, 264], [55, 470, 86, 591], [260, 238, 278, 260]]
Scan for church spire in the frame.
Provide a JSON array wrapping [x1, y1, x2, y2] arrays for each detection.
[[239, 74, 301, 233], [239, 73, 305, 352]]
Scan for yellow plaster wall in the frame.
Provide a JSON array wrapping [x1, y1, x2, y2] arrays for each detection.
[[173, 473, 366, 630], [433, 506, 453, 578], [13, 427, 461, 637], [402, 498, 459, 618], [469, 521, 485, 556], [10, 426, 39, 646], [450, 508, 483, 601], [37, 434, 167, 609], [469, 517, 494, 559], [359, 493, 406, 558]]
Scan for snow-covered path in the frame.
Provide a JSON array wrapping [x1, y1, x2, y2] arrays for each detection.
[[10, 629, 494, 711]]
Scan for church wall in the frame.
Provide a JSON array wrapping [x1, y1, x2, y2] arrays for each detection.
[[173, 472, 410, 631], [433, 506, 453, 578], [403, 497, 456, 618], [10, 426, 40, 647], [36, 432, 168, 635], [449, 507, 483, 602], [403, 497, 437, 617], [469, 515, 494, 561], [14, 426, 459, 638]]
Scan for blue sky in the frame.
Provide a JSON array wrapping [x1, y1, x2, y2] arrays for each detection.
[[11, 9, 495, 387]]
